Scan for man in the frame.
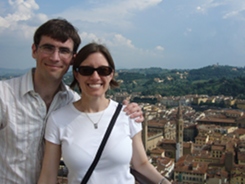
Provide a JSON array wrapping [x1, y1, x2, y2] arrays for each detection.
[[0, 18, 143, 184]]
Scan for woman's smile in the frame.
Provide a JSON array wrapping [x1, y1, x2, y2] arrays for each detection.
[[88, 83, 102, 89]]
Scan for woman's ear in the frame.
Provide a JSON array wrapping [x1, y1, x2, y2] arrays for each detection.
[[111, 70, 115, 79], [73, 69, 79, 81]]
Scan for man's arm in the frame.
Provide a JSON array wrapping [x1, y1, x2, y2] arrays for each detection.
[[123, 100, 144, 123], [0, 94, 7, 130]]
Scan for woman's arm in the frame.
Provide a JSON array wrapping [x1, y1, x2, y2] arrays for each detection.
[[131, 132, 171, 184], [38, 140, 61, 184]]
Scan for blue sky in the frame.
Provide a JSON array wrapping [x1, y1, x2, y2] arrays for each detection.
[[0, 0, 245, 70]]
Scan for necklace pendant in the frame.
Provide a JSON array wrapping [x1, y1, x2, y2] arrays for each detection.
[[94, 123, 98, 129]]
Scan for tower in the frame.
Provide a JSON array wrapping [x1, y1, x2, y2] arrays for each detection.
[[176, 102, 183, 161], [142, 112, 149, 150]]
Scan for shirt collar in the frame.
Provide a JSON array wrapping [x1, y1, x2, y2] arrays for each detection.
[[20, 68, 68, 97], [20, 68, 35, 97]]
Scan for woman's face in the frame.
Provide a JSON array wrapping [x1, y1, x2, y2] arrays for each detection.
[[74, 52, 113, 99]]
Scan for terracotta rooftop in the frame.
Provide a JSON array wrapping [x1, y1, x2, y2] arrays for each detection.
[[233, 128, 245, 135], [211, 145, 225, 151], [197, 117, 235, 123], [174, 155, 208, 174]]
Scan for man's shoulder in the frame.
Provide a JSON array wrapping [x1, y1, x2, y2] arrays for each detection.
[[1, 69, 32, 85], [0, 75, 23, 92], [62, 84, 80, 101]]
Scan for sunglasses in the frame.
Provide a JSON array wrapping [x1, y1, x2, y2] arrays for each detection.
[[75, 66, 113, 76]]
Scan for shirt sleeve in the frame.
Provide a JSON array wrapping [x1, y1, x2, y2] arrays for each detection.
[[45, 114, 61, 145], [0, 99, 6, 129], [0, 86, 7, 130], [129, 117, 142, 138]]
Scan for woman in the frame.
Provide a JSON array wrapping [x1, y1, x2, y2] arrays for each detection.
[[38, 43, 170, 184]]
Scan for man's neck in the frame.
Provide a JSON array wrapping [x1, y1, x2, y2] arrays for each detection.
[[33, 71, 62, 109]]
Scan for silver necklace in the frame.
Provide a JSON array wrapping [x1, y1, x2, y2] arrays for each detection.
[[85, 110, 105, 129]]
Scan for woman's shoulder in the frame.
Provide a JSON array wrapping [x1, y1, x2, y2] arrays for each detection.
[[47, 103, 77, 129], [107, 100, 126, 114], [52, 103, 74, 115], [49, 103, 77, 125], [108, 99, 118, 106]]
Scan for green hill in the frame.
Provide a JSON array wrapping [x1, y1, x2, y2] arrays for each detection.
[[114, 65, 245, 98], [1, 65, 245, 98]]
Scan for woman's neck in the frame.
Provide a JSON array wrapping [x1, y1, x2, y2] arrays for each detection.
[[74, 97, 110, 113]]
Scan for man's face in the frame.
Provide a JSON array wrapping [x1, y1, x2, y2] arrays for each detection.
[[32, 36, 74, 81]]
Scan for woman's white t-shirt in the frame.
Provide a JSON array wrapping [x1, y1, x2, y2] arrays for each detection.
[[45, 100, 142, 184]]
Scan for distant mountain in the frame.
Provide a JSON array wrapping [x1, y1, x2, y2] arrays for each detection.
[[1, 65, 245, 98], [1, 65, 244, 79], [187, 65, 245, 81], [118, 65, 245, 76], [114, 65, 245, 99], [116, 65, 245, 82], [0, 68, 30, 76]]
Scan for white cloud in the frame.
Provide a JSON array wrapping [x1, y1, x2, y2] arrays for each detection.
[[0, 17, 10, 28], [223, 10, 239, 19], [0, 0, 37, 33], [196, 6, 201, 10], [196, 0, 224, 14], [7, 0, 39, 21], [79, 32, 135, 51], [113, 34, 135, 48], [77, 31, 163, 69], [184, 28, 192, 36], [0, 0, 48, 39], [80, 32, 100, 42], [196, 0, 245, 21], [155, 45, 164, 51], [223, 8, 245, 20], [58, 0, 162, 29], [122, 0, 163, 10]]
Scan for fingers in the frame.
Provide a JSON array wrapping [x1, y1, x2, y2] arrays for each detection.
[[123, 102, 144, 123], [122, 99, 129, 106], [123, 102, 138, 114], [130, 112, 144, 122], [135, 114, 144, 122]]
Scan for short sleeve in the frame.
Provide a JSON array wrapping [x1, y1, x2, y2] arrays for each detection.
[[0, 83, 7, 129], [0, 98, 6, 129], [45, 114, 61, 145], [129, 118, 142, 138]]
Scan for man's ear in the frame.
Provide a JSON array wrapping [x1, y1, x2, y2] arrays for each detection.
[[70, 54, 77, 65], [31, 44, 37, 59], [70, 58, 74, 65]]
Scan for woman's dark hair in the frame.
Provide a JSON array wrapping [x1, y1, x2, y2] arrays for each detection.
[[33, 18, 81, 53], [70, 42, 119, 91]]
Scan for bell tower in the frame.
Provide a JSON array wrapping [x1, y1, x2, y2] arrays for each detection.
[[176, 102, 183, 161]]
